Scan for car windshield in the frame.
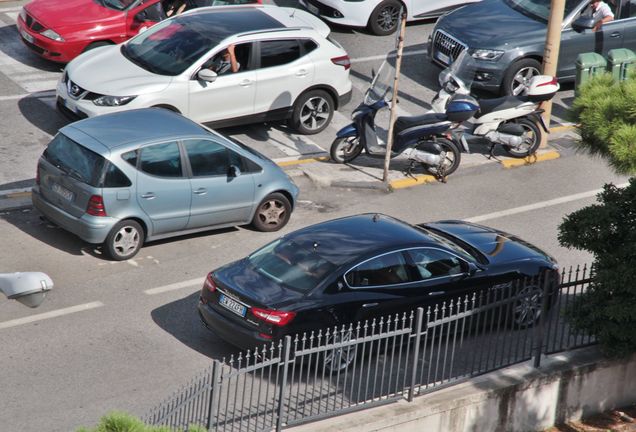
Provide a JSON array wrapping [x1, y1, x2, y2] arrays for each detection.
[[100, 0, 137, 12], [503, 0, 582, 23], [122, 15, 224, 76], [417, 225, 481, 264], [248, 238, 337, 292], [42, 133, 106, 187]]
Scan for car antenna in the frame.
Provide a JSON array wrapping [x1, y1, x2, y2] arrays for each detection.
[[290, 8, 297, 18]]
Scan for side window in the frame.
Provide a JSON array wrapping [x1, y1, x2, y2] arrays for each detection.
[[203, 42, 252, 75], [103, 162, 132, 187], [301, 39, 318, 54], [407, 249, 463, 281], [620, 0, 636, 18], [260, 40, 301, 68], [139, 141, 183, 178], [184, 139, 229, 177], [122, 150, 138, 168], [346, 252, 411, 287]]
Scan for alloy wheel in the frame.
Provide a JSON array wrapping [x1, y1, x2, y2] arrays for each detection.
[[377, 5, 400, 32], [256, 198, 287, 229], [511, 66, 540, 96], [513, 284, 543, 327], [299, 96, 331, 132], [112, 225, 141, 258]]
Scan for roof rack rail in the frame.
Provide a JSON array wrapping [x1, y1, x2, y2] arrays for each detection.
[[236, 26, 311, 38]]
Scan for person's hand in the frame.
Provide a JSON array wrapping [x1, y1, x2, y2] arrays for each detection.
[[227, 44, 235, 55]]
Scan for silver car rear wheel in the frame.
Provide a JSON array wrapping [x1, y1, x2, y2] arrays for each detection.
[[105, 220, 144, 261]]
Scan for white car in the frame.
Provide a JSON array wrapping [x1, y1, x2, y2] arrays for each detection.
[[299, 0, 479, 35], [56, 5, 352, 135]]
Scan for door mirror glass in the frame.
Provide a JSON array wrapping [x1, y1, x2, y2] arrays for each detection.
[[572, 16, 595, 32], [197, 68, 218, 82]]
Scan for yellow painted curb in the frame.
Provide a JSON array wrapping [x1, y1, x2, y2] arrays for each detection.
[[550, 124, 577, 133], [276, 156, 329, 167], [501, 150, 561, 168], [6, 191, 31, 198], [389, 174, 437, 190]]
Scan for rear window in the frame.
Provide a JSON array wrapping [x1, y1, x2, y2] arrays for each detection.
[[248, 238, 337, 292], [43, 133, 106, 187]]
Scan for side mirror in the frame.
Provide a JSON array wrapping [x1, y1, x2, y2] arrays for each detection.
[[134, 10, 148, 22], [0, 272, 53, 308], [229, 164, 242, 177], [572, 16, 595, 32], [197, 68, 218, 83]]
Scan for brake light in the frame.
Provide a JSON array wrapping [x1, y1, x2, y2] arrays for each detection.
[[331, 55, 351, 70], [251, 307, 296, 326], [86, 195, 106, 216], [204, 273, 217, 293], [538, 77, 558, 87]]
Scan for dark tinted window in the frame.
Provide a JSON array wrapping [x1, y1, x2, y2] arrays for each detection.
[[122, 150, 138, 168], [346, 252, 411, 287], [260, 40, 301, 68], [103, 162, 132, 187], [139, 142, 183, 177], [302, 39, 318, 54], [43, 133, 106, 187], [184, 139, 229, 176], [407, 249, 463, 280]]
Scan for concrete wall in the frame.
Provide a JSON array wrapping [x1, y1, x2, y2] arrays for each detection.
[[287, 347, 636, 432]]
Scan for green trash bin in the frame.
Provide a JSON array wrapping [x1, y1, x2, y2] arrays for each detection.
[[575, 52, 607, 93], [607, 48, 636, 81]]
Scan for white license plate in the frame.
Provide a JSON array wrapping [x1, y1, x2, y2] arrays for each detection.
[[20, 29, 34, 44], [219, 294, 247, 317], [51, 182, 73, 202], [435, 51, 450, 65]]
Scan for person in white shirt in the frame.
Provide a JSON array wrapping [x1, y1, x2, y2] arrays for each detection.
[[588, 0, 614, 31]]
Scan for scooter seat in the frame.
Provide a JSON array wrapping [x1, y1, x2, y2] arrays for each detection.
[[476, 95, 530, 118], [395, 113, 448, 134]]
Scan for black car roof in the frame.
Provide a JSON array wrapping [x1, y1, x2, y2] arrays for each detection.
[[284, 214, 435, 266], [182, 7, 284, 41]]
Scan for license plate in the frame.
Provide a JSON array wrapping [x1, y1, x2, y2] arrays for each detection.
[[435, 51, 450, 65], [51, 182, 73, 202], [219, 294, 247, 317], [20, 29, 34, 44]]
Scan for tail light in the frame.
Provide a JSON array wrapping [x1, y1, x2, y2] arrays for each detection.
[[204, 273, 217, 293], [86, 194, 106, 216], [537, 76, 558, 87], [331, 55, 351, 70], [251, 307, 296, 327]]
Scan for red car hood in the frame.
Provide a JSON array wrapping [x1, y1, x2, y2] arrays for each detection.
[[25, 0, 121, 31]]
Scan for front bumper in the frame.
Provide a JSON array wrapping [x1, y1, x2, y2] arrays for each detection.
[[299, 0, 369, 27], [56, 77, 137, 119], [16, 17, 81, 63]]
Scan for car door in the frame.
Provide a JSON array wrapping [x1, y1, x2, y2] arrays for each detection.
[[559, 1, 625, 79], [616, 0, 636, 52], [253, 39, 315, 116], [130, 141, 191, 235], [187, 42, 257, 124], [183, 138, 256, 229]]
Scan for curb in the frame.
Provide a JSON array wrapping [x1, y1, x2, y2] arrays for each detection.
[[500, 150, 561, 168]]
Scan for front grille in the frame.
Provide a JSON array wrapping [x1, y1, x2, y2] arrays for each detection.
[[25, 13, 45, 32], [432, 30, 467, 65], [66, 79, 88, 100]]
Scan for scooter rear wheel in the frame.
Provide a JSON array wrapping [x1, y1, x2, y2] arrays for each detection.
[[330, 136, 363, 163], [504, 119, 542, 158], [419, 137, 462, 177]]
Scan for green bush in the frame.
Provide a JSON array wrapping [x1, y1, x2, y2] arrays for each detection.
[[76, 412, 206, 432], [558, 179, 636, 357]]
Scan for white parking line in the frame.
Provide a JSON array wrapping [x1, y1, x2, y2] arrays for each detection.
[[465, 183, 630, 224], [0, 7, 21, 13], [350, 49, 429, 64], [0, 301, 104, 330], [144, 278, 203, 295]]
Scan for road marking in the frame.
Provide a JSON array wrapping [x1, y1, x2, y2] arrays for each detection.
[[0, 7, 21, 13], [144, 278, 203, 295], [0, 301, 104, 330], [351, 49, 429, 64], [465, 182, 630, 223]]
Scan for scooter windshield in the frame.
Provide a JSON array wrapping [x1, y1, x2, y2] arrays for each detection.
[[364, 60, 395, 106], [440, 50, 477, 91]]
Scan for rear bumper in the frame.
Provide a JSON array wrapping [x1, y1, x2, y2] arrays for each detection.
[[299, 0, 369, 27], [338, 88, 353, 108]]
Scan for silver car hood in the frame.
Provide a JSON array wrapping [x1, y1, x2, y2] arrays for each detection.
[[66, 45, 172, 96]]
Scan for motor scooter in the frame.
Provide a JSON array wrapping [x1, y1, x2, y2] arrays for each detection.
[[330, 61, 479, 180]]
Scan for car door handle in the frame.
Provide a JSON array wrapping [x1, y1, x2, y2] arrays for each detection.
[[428, 291, 445, 296], [141, 193, 155, 199], [362, 303, 379, 308], [193, 188, 207, 195], [610, 32, 622, 38], [295, 69, 308, 77], [239, 79, 252, 87]]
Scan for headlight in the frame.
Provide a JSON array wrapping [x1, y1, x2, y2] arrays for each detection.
[[471, 49, 504, 61], [93, 95, 137, 107], [19, 8, 27, 22], [40, 29, 64, 42]]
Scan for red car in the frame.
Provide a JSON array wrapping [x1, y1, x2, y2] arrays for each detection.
[[17, 0, 262, 63]]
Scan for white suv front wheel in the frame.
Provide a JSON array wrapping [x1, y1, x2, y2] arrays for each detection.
[[290, 90, 334, 135]]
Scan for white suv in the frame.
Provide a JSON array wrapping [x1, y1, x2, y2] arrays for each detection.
[[56, 5, 352, 134]]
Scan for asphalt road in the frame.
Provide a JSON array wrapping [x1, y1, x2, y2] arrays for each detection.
[[0, 2, 628, 431]]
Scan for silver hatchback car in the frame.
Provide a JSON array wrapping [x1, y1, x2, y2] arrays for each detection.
[[32, 108, 299, 260]]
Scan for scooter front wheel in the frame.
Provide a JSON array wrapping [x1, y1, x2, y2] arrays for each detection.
[[330, 136, 363, 163], [504, 119, 542, 158]]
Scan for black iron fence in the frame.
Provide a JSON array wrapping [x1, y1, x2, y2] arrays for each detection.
[[144, 264, 595, 431]]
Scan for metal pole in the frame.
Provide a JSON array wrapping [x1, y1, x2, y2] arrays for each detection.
[[540, 0, 566, 147], [206, 360, 221, 431], [382, 10, 407, 185], [408, 307, 424, 402], [275, 336, 292, 432]]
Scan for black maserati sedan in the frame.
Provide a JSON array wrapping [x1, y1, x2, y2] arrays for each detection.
[[197, 213, 559, 351]]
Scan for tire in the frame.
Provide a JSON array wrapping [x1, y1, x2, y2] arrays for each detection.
[[290, 90, 334, 135], [251, 193, 291, 232], [417, 137, 461, 177], [321, 328, 356, 372], [511, 283, 544, 329], [82, 41, 113, 53], [503, 118, 542, 158], [330, 136, 363, 163], [501, 58, 542, 96], [368, 0, 402, 36], [104, 219, 144, 261]]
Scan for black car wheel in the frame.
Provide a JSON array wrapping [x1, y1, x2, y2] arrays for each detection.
[[105, 219, 144, 261], [512, 283, 544, 328], [291, 90, 334, 135], [368, 0, 402, 36], [321, 329, 356, 372], [502, 58, 542, 96], [251, 193, 291, 232]]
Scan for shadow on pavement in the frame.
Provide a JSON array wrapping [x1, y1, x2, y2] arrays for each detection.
[[18, 93, 69, 136]]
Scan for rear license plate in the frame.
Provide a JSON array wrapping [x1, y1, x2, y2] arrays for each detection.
[[219, 294, 247, 317], [20, 29, 34, 44], [51, 182, 73, 202], [435, 51, 450, 65]]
